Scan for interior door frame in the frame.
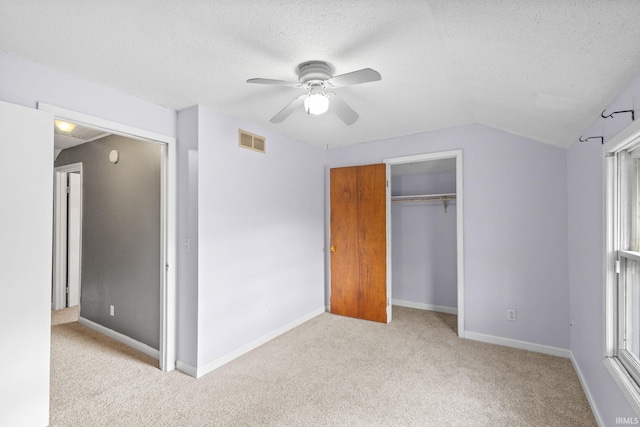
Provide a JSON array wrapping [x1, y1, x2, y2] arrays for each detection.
[[52, 162, 83, 310], [384, 149, 465, 338], [40, 103, 177, 372], [66, 171, 82, 307]]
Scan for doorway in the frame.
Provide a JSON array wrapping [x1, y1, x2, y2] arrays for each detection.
[[52, 164, 83, 311], [327, 151, 464, 333], [41, 103, 176, 371], [385, 150, 464, 337]]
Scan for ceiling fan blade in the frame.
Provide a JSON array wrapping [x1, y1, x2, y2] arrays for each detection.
[[329, 94, 359, 125], [270, 95, 306, 123], [247, 78, 300, 87], [327, 68, 381, 87]]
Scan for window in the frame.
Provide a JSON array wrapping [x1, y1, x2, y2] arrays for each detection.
[[605, 131, 640, 415]]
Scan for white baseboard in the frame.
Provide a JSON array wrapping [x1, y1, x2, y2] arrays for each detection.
[[392, 299, 458, 315], [78, 316, 159, 360], [195, 307, 326, 379], [570, 351, 604, 427], [176, 360, 197, 378], [464, 331, 570, 359]]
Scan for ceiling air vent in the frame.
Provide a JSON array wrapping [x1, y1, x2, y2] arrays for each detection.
[[238, 129, 265, 153]]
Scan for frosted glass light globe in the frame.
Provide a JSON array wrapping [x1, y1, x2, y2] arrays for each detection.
[[304, 93, 329, 115]]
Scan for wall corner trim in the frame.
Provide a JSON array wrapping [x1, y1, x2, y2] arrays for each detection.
[[78, 316, 159, 360], [176, 360, 197, 378], [195, 307, 326, 379], [464, 331, 570, 358], [570, 351, 604, 426]]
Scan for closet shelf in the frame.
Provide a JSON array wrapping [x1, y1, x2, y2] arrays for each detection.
[[391, 193, 456, 213]]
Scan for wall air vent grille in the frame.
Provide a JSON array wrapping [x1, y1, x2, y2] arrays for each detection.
[[238, 129, 266, 153]]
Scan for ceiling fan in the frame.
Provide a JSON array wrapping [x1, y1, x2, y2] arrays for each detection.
[[247, 60, 381, 126]]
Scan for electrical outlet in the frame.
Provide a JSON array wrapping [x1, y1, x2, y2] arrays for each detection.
[[110, 305, 115, 316], [507, 308, 516, 321]]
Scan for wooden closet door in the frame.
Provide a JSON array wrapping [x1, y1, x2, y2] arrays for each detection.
[[330, 164, 387, 323]]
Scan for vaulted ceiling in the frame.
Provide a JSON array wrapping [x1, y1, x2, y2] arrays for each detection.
[[2, 1, 640, 149]]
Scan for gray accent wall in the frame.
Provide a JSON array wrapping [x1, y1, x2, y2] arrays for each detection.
[[55, 135, 162, 350]]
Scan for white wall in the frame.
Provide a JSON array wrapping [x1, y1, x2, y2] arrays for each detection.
[[0, 101, 53, 427], [195, 106, 326, 367], [567, 72, 640, 424], [327, 126, 570, 350]]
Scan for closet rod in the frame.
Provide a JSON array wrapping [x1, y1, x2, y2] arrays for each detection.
[[391, 193, 456, 213], [391, 193, 456, 202]]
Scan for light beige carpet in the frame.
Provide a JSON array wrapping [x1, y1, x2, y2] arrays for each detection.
[[51, 305, 79, 326], [50, 306, 596, 426]]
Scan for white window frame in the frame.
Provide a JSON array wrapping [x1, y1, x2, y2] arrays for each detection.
[[604, 119, 640, 417]]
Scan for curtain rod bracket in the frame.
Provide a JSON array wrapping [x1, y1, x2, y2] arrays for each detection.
[[601, 109, 635, 121], [579, 135, 604, 145]]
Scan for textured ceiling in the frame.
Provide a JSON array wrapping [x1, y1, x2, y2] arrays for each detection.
[[2, 1, 640, 149], [53, 122, 109, 151]]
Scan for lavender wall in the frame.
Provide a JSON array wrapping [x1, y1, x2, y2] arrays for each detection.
[[0, 51, 176, 138], [196, 106, 326, 366], [567, 72, 640, 424], [176, 106, 199, 367], [0, 52, 179, 424], [391, 170, 457, 308], [0, 51, 328, 378], [1, 50, 182, 355], [327, 125, 570, 349], [5, 45, 632, 423]]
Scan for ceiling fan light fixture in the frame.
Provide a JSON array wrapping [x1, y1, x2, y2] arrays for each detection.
[[304, 92, 329, 115], [248, 60, 380, 124]]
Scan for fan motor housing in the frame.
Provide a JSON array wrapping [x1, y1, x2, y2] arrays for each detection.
[[297, 60, 334, 84]]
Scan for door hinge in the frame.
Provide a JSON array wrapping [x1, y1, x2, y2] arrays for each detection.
[[66, 186, 70, 194], [386, 180, 389, 188], [165, 263, 170, 270], [616, 259, 621, 274], [66, 286, 69, 294], [387, 298, 390, 306]]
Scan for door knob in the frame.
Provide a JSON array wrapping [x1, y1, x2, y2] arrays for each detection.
[[330, 245, 336, 252]]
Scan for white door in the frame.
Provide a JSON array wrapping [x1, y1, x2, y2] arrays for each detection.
[[68, 172, 81, 307], [0, 101, 53, 426]]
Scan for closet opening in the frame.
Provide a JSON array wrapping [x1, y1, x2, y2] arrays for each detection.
[[384, 150, 464, 337]]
